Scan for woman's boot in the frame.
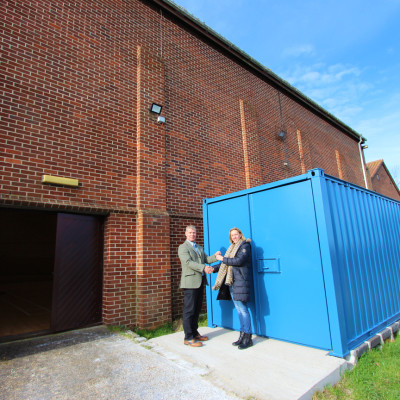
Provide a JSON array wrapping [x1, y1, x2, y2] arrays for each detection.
[[232, 331, 244, 346], [238, 333, 253, 349]]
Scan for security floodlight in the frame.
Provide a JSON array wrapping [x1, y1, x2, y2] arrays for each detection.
[[150, 103, 162, 114]]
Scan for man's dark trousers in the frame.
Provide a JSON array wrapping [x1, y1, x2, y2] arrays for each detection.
[[182, 282, 204, 340]]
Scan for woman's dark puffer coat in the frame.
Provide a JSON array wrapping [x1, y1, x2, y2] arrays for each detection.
[[222, 239, 252, 302]]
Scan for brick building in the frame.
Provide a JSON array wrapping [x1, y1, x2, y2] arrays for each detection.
[[367, 160, 400, 201], [1, 0, 370, 339]]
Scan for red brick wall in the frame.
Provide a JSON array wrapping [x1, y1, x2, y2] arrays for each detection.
[[370, 166, 400, 201], [1, 0, 368, 329], [103, 213, 137, 326]]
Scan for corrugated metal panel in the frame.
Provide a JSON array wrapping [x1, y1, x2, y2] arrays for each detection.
[[204, 168, 400, 357], [314, 172, 400, 355]]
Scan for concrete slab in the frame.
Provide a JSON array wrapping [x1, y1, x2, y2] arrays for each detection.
[[148, 327, 349, 400]]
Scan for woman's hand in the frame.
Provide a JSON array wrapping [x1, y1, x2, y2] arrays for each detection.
[[216, 254, 224, 261]]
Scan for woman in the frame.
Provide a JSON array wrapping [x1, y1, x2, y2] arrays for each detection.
[[214, 227, 253, 349]]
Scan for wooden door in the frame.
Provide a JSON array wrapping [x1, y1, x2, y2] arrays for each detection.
[[51, 213, 103, 332]]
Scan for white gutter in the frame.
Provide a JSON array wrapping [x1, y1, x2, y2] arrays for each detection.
[[359, 136, 369, 189]]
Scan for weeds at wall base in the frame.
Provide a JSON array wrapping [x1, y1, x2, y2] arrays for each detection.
[[108, 314, 207, 340]]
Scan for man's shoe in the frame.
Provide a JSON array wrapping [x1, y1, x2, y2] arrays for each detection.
[[184, 339, 202, 347], [194, 334, 209, 341]]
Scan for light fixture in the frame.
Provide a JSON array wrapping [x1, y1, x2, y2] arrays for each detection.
[[157, 116, 165, 124], [361, 145, 368, 149], [278, 130, 286, 140], [42, 175, 79, 187], [150, 103, 162, 114]]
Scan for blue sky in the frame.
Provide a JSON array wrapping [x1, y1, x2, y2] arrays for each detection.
[[171, 0, 400, 180]]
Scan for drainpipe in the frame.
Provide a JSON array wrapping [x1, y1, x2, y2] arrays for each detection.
[[358, 136, 369, 189]]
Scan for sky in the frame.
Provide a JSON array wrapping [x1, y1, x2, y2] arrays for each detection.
[[171, 0, 400, 181]]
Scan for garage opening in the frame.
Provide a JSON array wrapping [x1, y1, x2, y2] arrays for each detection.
[[0, 208, 104, 342], [0, 208, 55, 339]]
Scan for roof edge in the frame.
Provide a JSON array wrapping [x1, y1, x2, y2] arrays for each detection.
[[151, 0, 365, 142]]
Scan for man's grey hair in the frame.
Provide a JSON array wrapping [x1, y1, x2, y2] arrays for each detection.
[[185, 225, 197, 232]]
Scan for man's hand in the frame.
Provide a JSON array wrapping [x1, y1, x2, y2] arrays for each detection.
[[204, 265, 214, 274], [214, 250, 221, 256], [216, 254, 223, 261]]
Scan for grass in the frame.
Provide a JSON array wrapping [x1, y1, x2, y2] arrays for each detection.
[[312, 333, 400, 400], [134, 321, 175, 339], [108, 314, 208, 340]]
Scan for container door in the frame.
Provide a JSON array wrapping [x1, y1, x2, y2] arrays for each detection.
[[51, 213, 103, 332], [205, 195, 256, 332], [250, 180, 331, 350]]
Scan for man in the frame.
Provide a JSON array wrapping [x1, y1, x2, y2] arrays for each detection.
[[178, 225, 220, 347]]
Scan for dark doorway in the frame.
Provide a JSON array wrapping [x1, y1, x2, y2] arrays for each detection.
[[0, 208, 104, 341], [0, 209, 56, 338]]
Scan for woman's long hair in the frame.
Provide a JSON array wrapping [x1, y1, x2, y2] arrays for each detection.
[[229, 227, 245, 244]]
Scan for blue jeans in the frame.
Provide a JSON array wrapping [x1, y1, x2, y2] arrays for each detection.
[[230, 287, 252, 334]]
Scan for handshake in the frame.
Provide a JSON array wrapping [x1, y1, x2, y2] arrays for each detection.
[[204, 250, 222, 274], [204, 265, 214, 274]]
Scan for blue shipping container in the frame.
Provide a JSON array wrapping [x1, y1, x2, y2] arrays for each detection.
[[203, 169, 400, 357]]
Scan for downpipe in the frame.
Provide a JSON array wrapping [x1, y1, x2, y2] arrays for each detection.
[[358, 136, 369, 189]]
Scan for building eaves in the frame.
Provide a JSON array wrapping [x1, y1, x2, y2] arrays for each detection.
[[150, 0, 365, 142]]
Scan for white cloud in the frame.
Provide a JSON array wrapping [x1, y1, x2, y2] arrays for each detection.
[[284, 63, 362, 87], [282, 44, 315, 57], [279, 63, 371, 119]]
